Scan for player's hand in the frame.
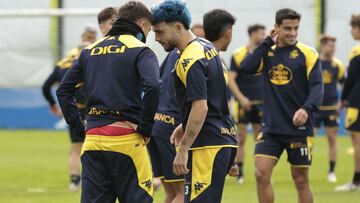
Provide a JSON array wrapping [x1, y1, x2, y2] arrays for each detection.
[[170, 124, 184, 146], [228, 164, 239, 177], [124, 121, 150, 144], [240, 97, 251, 112], [292, 108, 308, 126], [173, 150, 189, 175], [49, 105, 62, 117], [269, 29, 279, 44]]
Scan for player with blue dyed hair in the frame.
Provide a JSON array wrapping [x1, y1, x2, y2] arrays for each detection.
[[152, 1, 238, 202]]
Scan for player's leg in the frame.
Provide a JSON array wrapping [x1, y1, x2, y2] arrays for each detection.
[[184, 147, 234, 203], [336, 107, 360, 191], [291, 167, 313, 203], [81, 150, 116, 203], [68, 127, 85, 191], [351, 131, 360, 185], [235, 123, 247, 183], [254, 157, 276, 203], [69, 142, 83, 190], [252, 123, 261, 140], [254, 133, 282, 203], [153, 137, 185, 203], [235, 108, 249, 183], [286, 136, 314, 203], [325, 125, 338, 182], [165, 181, 184, 203], [110, 134, 153, 203]]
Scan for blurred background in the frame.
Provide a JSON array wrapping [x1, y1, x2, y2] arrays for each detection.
[[0, 0, 358, 131]]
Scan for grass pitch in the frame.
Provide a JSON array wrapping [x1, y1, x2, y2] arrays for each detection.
[[0, 130, 359, 203]]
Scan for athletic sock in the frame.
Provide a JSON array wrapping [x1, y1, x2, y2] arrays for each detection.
[[329, 161, 336, 173], [70, 175, 81, 185], [352, 171, 360, 185], [237, 162, 243, 178]]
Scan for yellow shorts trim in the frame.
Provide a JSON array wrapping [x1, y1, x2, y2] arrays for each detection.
[[189, 145, 237, 151], [163, 179, 185, 183], [290, 164, 311, 168], [254, 154, 279, 161]]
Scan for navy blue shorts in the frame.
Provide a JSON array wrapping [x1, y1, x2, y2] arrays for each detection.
[[313, 110, 339, 128], [238, 105, 262, 124], [81, 134, 153, 203], [184, 147, 236, 203], [147, 136, 184, 182], [346, 107, 360, 132], [254, 133, 314, 167]]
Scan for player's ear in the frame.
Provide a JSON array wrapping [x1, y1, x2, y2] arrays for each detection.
[[274, 24, 280, 32]]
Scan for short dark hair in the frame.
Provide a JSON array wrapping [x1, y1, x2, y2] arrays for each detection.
[[97, 7, 117, 24], [275, 8, 301, 25], [319, 34, 336, 45], [203, 9, 236, 41], [351, 14, 360, 28], [151, 0, 192, 30], [247, 24, 265, 36], [118, 1, 152, 23]]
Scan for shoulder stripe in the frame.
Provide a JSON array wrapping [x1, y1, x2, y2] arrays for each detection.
[[118, 35, 146, 48], [232, 46, 247, 67], [349, 44, 360, 61], [332, 57, 345, 80], [176, 40, 205, 86], [296, 42, 319, 78]]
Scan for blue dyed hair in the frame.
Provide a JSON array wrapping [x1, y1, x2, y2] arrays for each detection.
[[151, 0, 192, 29]]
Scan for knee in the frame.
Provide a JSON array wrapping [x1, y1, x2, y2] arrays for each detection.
[[254, 167, 270, 185], [292, 172, 309, 189]]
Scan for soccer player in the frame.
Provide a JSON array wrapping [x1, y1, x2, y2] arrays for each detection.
[[56, 1, 160, 202], [190, 24, 205, 38], [97, 7, 118, 36], [42, 25, 97, 192], [148, 11, 209, 202], [314, 34, 345, 183], [203, 8, 239, 178], [241, 9, 323, 203], [336, 13, 360, 191], [228, 24, 266, 184], [152, 1, 237, 202]]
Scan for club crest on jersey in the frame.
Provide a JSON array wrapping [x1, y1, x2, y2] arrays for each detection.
[[322, 69, 333, 84], [289, 49, 299, 59], [268, 64, 293, 85]]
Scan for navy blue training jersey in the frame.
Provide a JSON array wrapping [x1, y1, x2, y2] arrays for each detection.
[[342, 44, 360, 108], [57, 34, 160, 136], [42, 47, 86, 108], [319, 58, 345, 110], [152, 49, 181, 139], [230, 46, 264, 102], [174, 38, 237, 149], [241, 37, 324, 136]]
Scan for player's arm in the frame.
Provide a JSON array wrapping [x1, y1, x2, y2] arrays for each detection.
[[341, 56, 360, 104], [42, 67, 62, 116], [173, 61, 208, 176], [56, 51, 86, 134], [240, 36, 273, 74], [294, 59, 324, 126], [228, 57, 251, 110], [136, 48, 161, 138]]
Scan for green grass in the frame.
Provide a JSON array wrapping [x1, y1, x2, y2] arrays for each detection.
[[0, 130, 359, 203]]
